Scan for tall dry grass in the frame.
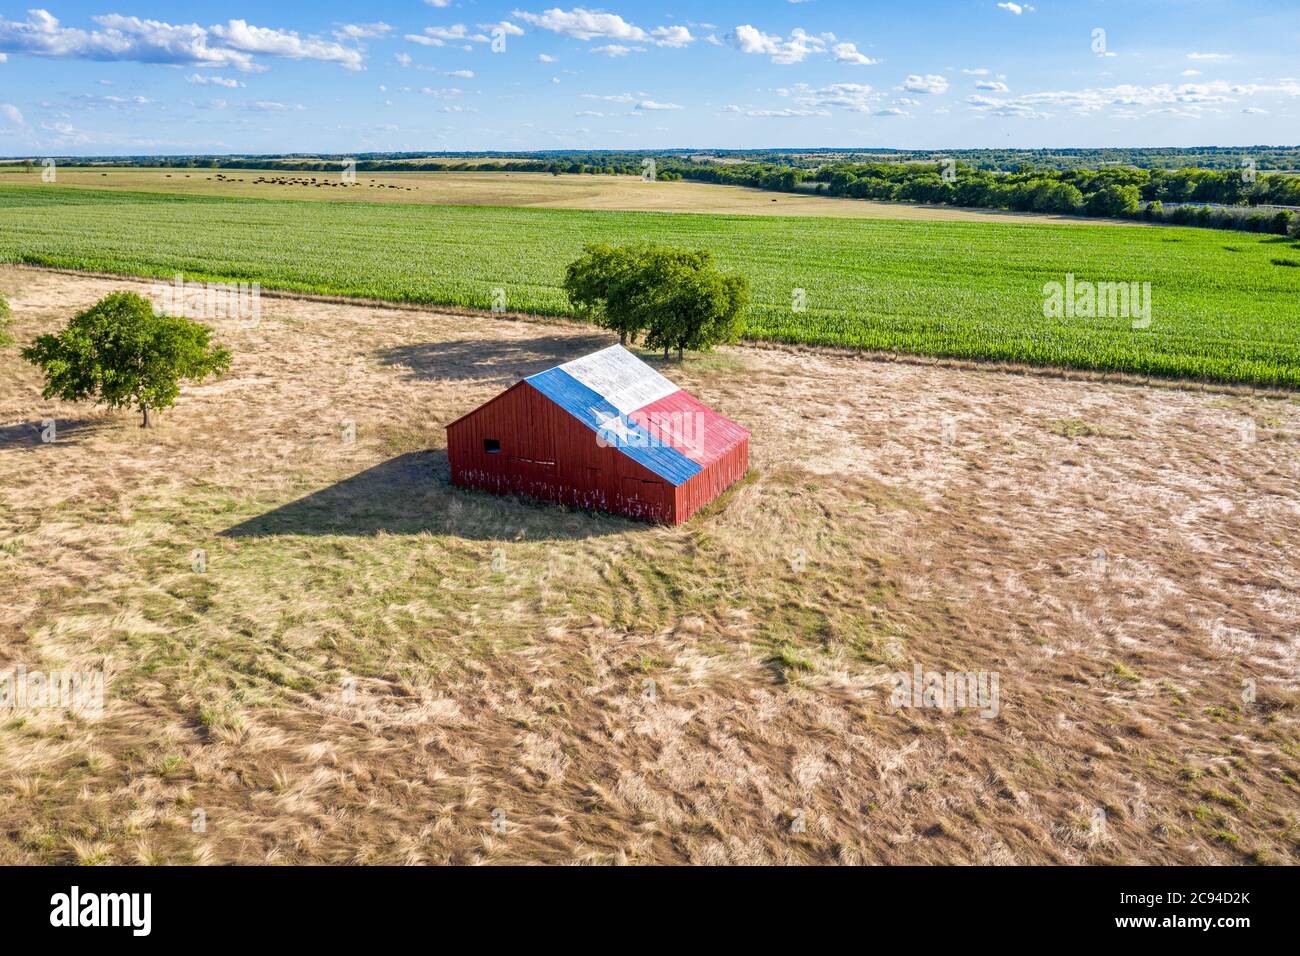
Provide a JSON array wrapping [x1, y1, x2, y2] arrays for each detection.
[[0, 266, 1296, 864]]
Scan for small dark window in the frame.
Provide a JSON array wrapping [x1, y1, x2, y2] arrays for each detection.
[[484, 438, 501, 454]]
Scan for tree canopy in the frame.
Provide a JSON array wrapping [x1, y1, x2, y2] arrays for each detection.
[[663, 156, 1298, 233], [563, 243, 748, 360], [22, 290, 231, 427]]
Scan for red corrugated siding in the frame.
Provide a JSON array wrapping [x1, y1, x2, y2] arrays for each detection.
[[448, 381, 747, 525], [448, 382, 670, 522], [672, 436, 748, 523]]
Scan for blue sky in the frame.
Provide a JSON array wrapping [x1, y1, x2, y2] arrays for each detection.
[[0, 1, 1295, 155]]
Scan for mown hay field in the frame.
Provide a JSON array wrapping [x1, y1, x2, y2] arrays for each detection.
[[0, 166, 1107, 221], [2, 185, 1299, 387]]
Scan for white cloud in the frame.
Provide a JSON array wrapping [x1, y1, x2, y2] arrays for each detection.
[[406, 22, 520, 48], [512, 8, 690, 48], [1181, 69, 1200, 76], [962, 67, 989, 75], [0, 9, 256, 70], [537, 52, 558, 62], [186, 72, 243, 87], [513, 8, 648, 42], [333, 23, 391, 41], [651, 26, 693, 48], [966, 94, 1048, 119], [1242, 107, 1268, 114], [424, 0, 453, 6], [1, 103, 23, 125], [730, 27, 873, 66], [445, 69, 474, 78], [93, 93, 150, 107], [965, 77, 1300, 120], [975, 79, 1009, 92], [406, 25, 485, 46], [394, 52, 412, 66], [721, 104, 829, 117], [730, 25, 829, 65], [592, 44, 638, 57], [996, 3, 1034, 14], [0, 11, 372, 73], [1187, 52, 1230, 60], [903, 73, 949, 94], [39, 120, 92, 144], [637, 99, 681, 110], [773, 81, 880, 113], [832, 42, 877, 65], [210, 20, 365, 70], [731, 25, 777, 55]]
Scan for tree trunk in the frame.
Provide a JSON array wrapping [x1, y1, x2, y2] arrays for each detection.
[[663, 345, 669, 360], [141, 404, 153, 428], [619, 330, 626, 346], [677, 346, 684, 362]]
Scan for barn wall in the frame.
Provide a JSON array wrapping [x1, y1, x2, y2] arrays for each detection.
[[672, 436, 749, 524], [447, 382, 680, 522]]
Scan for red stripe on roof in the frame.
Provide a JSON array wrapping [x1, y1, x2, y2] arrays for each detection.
[[628, 389, 749, 469]]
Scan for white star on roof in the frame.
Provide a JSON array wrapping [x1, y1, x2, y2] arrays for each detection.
[[592, 407, 635, 447]]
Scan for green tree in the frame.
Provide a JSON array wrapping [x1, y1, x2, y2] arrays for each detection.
[[563, 243, 646, 345], [1031, 181, 1084, 214], [563, 244, 748, 360], [635, 247, 748, 361], [1085, 184, 1141, 218], [22, 291, 231, 428]]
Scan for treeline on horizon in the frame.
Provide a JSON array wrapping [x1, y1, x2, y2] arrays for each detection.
[[726, 146, 1300, 172], [668, 158, 1300, 234], [9, 145, 1300, 172]]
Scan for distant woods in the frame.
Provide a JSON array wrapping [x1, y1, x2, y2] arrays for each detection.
[[677, 160, 1300, 235]]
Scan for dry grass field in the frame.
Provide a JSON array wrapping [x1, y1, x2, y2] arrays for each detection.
[[1, 265, 1297, 865], [0, 166, 1120, 223]]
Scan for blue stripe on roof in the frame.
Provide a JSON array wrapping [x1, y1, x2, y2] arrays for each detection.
[[526, 367, 703, 486]]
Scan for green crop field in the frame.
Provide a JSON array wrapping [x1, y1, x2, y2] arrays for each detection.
[[2, 184, 1299, 386]]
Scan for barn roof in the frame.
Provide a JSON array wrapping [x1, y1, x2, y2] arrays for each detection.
[[524, 345, 747, 487]]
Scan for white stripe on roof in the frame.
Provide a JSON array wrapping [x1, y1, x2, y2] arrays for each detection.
[[558, 344, 679, 415]]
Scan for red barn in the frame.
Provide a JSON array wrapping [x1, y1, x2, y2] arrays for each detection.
[[446, 345, 748, 524]]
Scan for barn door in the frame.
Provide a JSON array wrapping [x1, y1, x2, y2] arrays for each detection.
[[620, 476, 666, 516]]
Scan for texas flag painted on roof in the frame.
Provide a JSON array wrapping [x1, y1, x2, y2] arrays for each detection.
[[525, 345, 749, 487]]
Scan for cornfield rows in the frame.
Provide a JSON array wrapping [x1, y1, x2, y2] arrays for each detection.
[[2, 185, 1299, 386]]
